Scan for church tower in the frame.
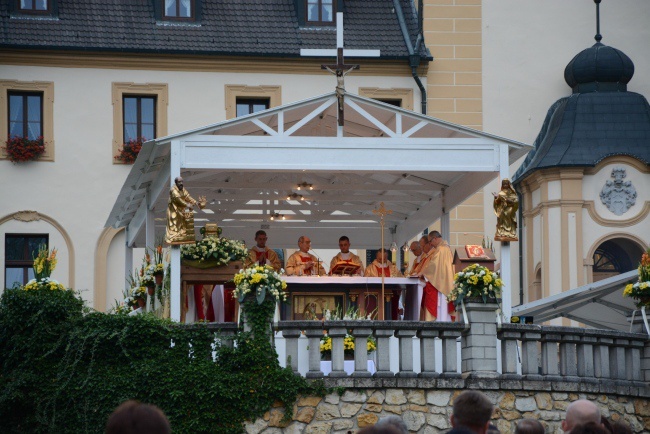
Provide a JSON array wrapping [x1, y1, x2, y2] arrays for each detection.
[[513, 4, 650, 304]]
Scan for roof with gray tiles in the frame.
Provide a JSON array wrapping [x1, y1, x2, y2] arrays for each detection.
[[513, 42, 650, 184], [0, 0, 429, 60]]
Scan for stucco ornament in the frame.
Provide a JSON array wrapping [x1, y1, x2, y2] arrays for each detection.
[[599, 168, 637, 215]]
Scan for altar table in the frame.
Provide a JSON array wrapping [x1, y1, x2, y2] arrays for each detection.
[[282, 276, 421, 320]]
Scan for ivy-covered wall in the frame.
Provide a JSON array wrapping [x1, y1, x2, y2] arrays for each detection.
[[0, 289, 324, 434]]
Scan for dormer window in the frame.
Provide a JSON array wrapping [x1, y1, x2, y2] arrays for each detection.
[[18, 0, 49, 12], [163, 0, 193, 20], [307, 0, 334, 24]]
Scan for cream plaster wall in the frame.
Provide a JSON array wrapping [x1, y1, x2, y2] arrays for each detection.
[[0, 64, 420, 307]]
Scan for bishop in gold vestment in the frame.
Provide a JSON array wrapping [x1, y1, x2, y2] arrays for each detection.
[[418, 231, 455, 321], [285, 236, 327, 275]]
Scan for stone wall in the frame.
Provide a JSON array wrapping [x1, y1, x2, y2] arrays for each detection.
[[245, 388, 650, 434]]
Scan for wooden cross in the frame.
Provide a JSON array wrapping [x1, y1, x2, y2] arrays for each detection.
[[301, 12, 380, 126]]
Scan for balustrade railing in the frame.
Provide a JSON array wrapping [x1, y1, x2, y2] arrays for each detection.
[[187, 318, 649, 388]]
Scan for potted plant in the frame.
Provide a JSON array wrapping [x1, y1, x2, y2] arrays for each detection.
[[320, 333, 376, 361], [114, 137, 145, 164], [233, 265, 287, 337], [448, 263, 503, 307], [152, 245, 166, 285], [181, 235, 248, 269], [21, 245, 67, 291], [3, 135, 46, 163], [624, 248, 650, 307]]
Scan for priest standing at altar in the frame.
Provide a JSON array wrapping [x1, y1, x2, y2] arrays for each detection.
[[406, 241, 424, 276], [244, 230, 282, 272], [418, 231, 455, 321], [329, 236, 364, 275], [286, 236, 327, 276], [364, 248, 403, 277]]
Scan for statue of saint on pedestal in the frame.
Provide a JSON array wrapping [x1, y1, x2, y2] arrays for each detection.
[[164, 176, 206, 245], [493, 179, 519, 242]]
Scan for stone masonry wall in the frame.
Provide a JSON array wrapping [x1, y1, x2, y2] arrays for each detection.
[[244, 389, 650, 434]]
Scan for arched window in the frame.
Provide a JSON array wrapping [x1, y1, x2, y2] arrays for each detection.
[[592, 238, 644, 282]]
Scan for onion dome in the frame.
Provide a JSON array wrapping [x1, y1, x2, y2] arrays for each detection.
[[564, 42, 635, 93]]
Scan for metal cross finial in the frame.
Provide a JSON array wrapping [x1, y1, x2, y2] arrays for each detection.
[[373, 202, 393, 220], [300, 12, 380, 128], [594, 0, 602, 42]]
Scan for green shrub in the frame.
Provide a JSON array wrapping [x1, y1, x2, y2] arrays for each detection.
[[0, 288, 324, 433]]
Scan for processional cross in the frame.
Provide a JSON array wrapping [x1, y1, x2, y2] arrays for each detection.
[[300, 13, 380, 126], [373, 202, 393, 320]]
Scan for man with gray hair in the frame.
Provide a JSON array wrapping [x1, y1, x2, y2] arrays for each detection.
[[375, 415, 408, 434], [561, 400, 601, 433]]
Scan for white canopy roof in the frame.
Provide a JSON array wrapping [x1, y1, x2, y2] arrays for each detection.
[[105, 92, 531, 249], [512, 270, 640, 331]]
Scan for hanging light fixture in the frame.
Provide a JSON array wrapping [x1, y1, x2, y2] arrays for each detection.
[[297, 182, 313, 190]]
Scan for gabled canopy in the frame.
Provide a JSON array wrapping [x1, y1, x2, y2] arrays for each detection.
[[106, 92, 531, 249]]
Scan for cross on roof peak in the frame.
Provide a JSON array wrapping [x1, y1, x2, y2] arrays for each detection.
[[300, 12, 381, 126]]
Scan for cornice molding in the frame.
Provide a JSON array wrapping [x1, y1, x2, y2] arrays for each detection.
[[0, 49, 426, 77], [583, 201, 650, 227]]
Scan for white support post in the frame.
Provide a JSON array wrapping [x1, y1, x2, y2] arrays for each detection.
[[124, 230, 133, 292], [170, 140, 182, 322], [499, 143, 512, 319], [171, 246, 181, 321], [145, 192, 155, 249]]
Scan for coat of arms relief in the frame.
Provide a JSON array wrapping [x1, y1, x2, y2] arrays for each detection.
[[599, 168, 637, 215]]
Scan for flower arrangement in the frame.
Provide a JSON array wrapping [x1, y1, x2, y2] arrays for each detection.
[[323, 305, 376, 321], [448, 263, 503, 307], [152, 245, 165, 276], [320, 333, 377, 359], [139, 253, 155, 288], [114, 137, 145, 164], [233, 265, 287, 304], [32, 244, 57, 280], [623, 248, 650, 307], [21, 245, 67, 291], [181, 236, 248, 267], [23, 277, 67, 291], [3, 135, 45, 163]]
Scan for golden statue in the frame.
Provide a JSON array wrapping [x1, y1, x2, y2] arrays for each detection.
[[164, 176, 206, 245], [493, 178, 519, 242]]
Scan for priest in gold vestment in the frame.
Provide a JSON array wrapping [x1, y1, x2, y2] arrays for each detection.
[[364, 249, 403, 277], [418, 231, 455, 321], [286, 236, 327, 275], [329, 236, 364, 275], [406, 241, 424, 276], [244, 230, 282, 271]]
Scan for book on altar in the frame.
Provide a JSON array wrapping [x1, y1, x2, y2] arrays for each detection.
[[465, 244, 489, 259], [330, 261, 361, 276]]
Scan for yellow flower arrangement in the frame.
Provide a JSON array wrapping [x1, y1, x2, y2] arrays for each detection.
[[320, 333, 377, 359], [23, 278, 67, 291], [233, 265, 288, 304], [624, 248, 650, 307], [448, 263, 503, 307]]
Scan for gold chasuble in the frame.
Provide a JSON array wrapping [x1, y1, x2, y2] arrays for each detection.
[[244, 247, 282, 272], [363, 261, 403, 277], [329, 252, 364, 275], [419, 241, 455, 321], [286, 252, 327, 276], [407, 254, 423, 276]]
